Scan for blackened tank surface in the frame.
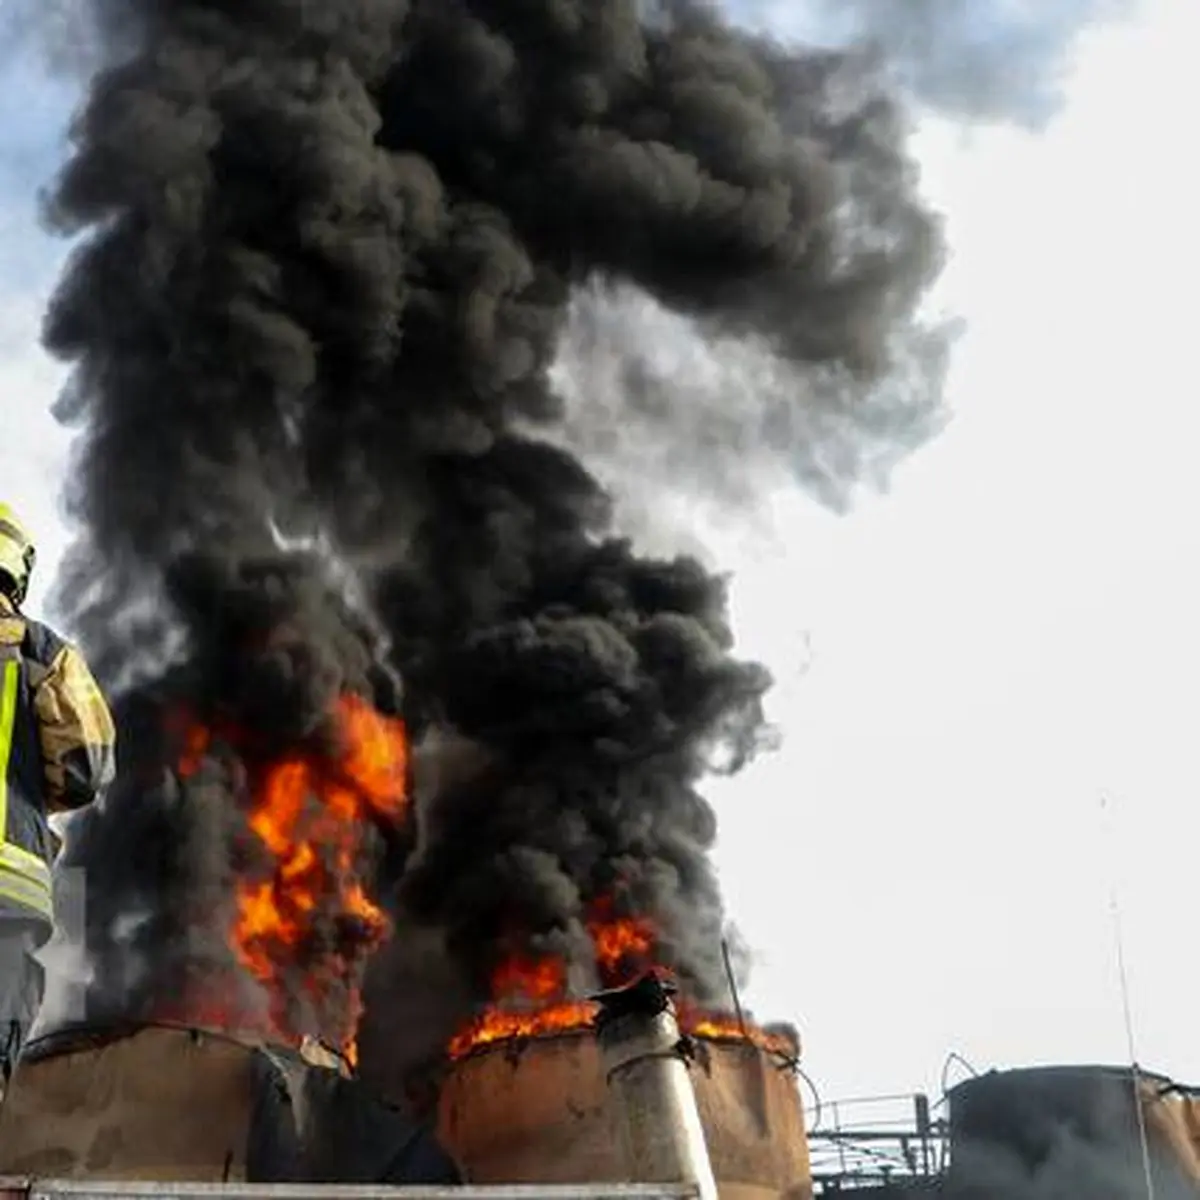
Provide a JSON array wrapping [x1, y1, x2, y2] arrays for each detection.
[[945, 1065, 1199, 1199]]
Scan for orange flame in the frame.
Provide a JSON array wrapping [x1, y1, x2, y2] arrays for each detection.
[[447, 906, 655, 1058], [677, 1004, 798, 1057], [446, 903, 793, 1060], [176, 693, 408, 1065]]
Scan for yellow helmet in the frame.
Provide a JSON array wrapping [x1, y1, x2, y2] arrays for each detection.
[[0, 503, 36, 605]]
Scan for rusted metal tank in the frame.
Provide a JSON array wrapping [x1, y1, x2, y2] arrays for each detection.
[[0, 1022, 459, 1185], [436, 1022, 811, 1200], [0, 1024, 271, 1181], [945, 1065, 1200, 1197]]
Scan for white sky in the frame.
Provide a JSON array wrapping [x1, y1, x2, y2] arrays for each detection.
[[2, 0, 1198, 1114]]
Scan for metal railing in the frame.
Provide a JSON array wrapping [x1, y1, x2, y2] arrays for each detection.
[[806, 1093, 948, 1193]]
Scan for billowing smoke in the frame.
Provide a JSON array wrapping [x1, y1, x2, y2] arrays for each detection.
[[39, 0, 945, 1063], [740, 0, 1130, 128]]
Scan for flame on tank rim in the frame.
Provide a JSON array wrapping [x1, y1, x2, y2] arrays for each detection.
[[443, 1017, 801, 1067]]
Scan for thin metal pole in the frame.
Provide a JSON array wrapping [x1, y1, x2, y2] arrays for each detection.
[[720, 939, 748, 1041], [1100, 793, 1156, 1200]]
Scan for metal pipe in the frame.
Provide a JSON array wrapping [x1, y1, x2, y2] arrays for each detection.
[[13, 1184, 700, 1200], [592, 976, 718, 1200]]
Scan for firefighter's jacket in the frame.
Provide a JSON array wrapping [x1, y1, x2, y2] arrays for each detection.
[[0, 593, 115, 928]]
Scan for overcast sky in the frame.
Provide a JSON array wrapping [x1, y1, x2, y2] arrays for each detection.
[[2, 0, 1198, 1119]]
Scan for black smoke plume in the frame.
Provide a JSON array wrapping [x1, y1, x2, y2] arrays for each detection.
[[40, 0, 945, 1067]]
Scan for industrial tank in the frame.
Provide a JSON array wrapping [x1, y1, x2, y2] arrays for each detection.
[[437, 1028, 812, 1200], [0, 1024, 273, 1181], [945, 1065, 1200, 1198], [0, 1022, 458, 1184]]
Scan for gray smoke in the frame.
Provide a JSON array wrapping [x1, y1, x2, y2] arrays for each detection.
[[0, 0, 122, 77], [552, 278, 948, 518], [740, 0, 1131, 128]]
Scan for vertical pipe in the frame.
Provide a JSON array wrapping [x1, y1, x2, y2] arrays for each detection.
[[593, 973, 719, 1200]]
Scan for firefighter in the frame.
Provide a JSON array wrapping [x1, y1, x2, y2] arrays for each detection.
[[0, 502, 115, 1092]]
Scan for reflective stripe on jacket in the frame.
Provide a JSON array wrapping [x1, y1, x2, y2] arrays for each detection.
[[0, 595, 116, 923]]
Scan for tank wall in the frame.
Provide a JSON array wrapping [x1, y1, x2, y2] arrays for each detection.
[[1139, 1082, 1200, 1187], [0, 1027, 259, 1180], [693, 1041, 810, 1200], [438, 1036, 619, 1184]]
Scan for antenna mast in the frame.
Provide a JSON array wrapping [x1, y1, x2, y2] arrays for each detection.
[[1100, 792, 1155, 1200]]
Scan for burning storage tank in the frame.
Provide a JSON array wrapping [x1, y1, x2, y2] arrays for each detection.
[[944, 1065, 1200, 1198], [437, 973, 812, 1200], [0, 1021, 460, 1185]]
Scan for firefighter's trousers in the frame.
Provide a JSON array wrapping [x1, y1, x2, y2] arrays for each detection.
[[0, 918, 46, 1093]]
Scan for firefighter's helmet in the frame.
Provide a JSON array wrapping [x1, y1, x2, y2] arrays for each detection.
[[0, 503, 36, 606]]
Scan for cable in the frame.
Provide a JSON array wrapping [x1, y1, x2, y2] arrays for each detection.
[[795, 1063, 823, 1134], [940, 1050, 980, 1099]]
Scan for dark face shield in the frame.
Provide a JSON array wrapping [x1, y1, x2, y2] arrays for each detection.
[[0, 541, 35, 606]]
